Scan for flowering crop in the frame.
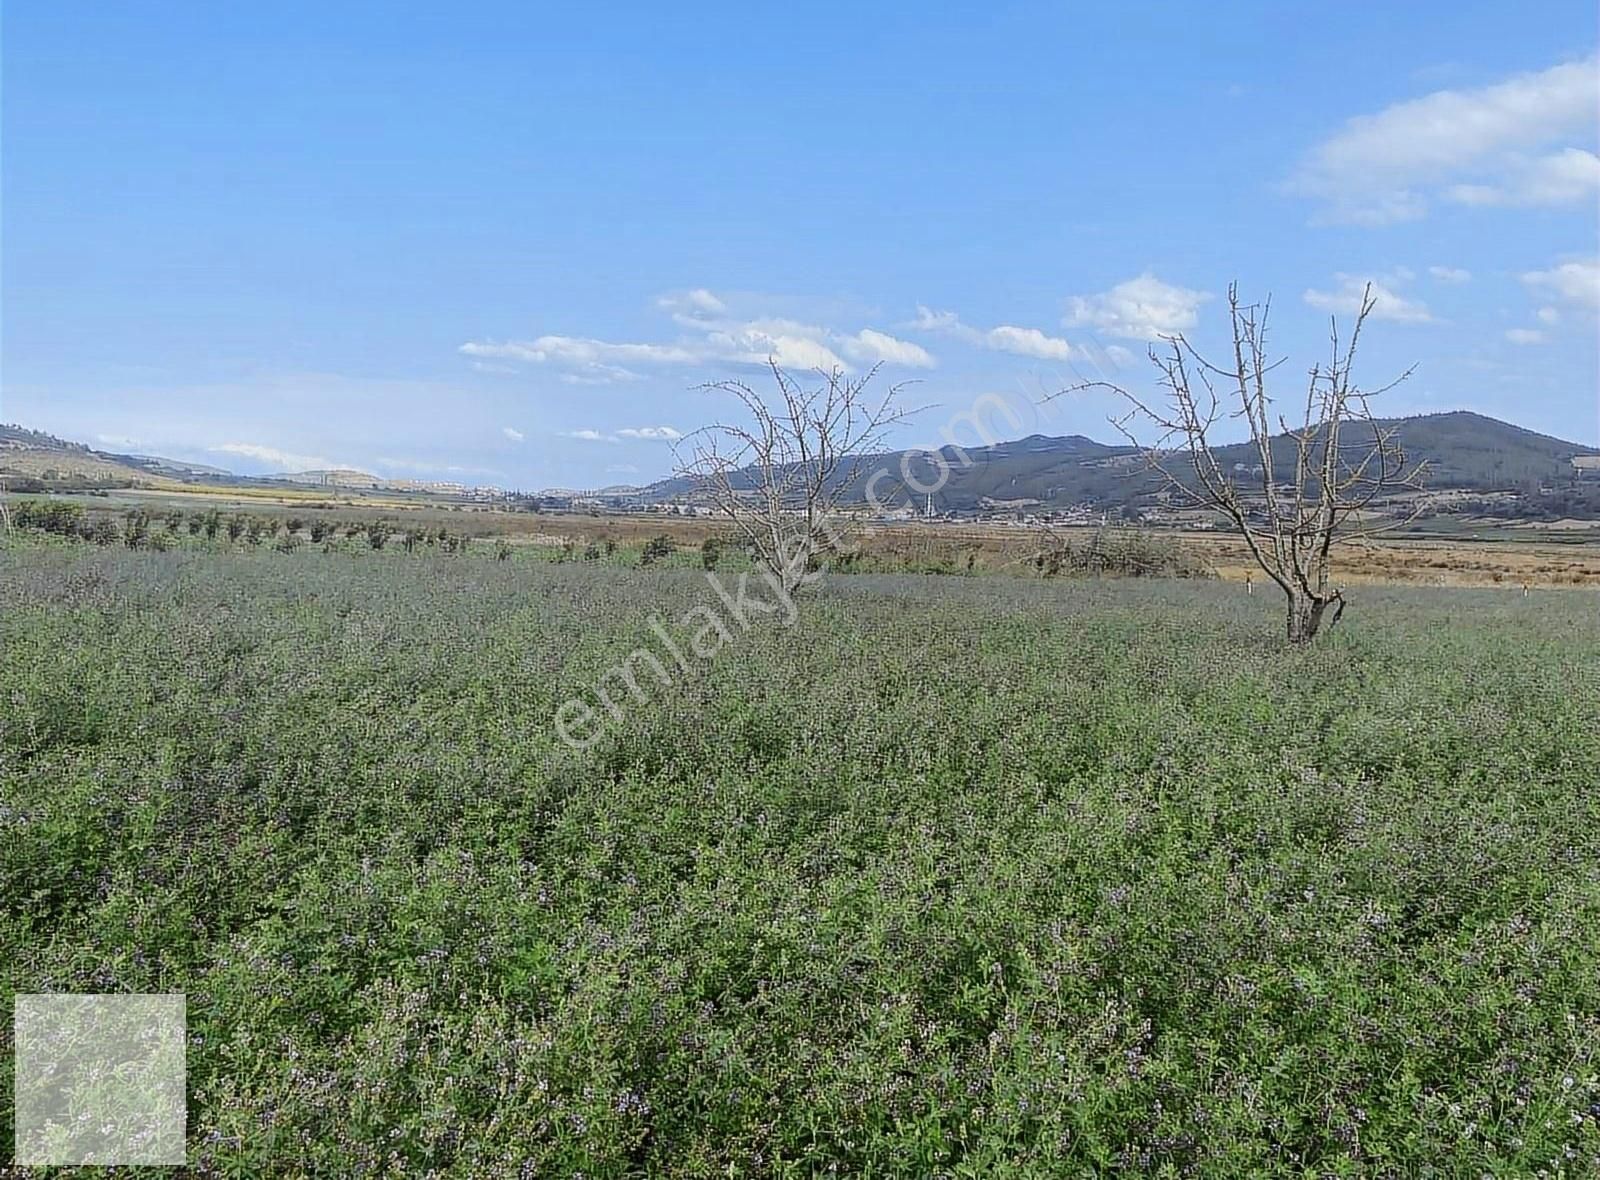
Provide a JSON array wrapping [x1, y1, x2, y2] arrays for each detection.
[[2, 546, 1597, 1175]]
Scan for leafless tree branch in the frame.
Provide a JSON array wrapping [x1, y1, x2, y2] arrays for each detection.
[[1044, 282, 1427, 642], [675, 361, 913, 591]]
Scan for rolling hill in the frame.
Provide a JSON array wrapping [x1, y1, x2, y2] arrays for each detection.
[[1, 427, 439, 496], [3, 412, 1596, 517], [639, 411, 1597, 514]]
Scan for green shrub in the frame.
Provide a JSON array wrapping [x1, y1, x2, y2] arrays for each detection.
[[1034, 527, 1214, 579], [640, 534, 676, 566], [11, 500, 85, 537]]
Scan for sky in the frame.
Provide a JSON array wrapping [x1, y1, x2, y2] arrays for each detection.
[[3, 2, 1598, 491]]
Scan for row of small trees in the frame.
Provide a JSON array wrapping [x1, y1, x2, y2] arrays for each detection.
[[552, 533, 727, 569], [7, 502, 744, 569], [4, 502, 475, 554]]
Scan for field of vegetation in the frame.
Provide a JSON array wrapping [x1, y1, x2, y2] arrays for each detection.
[[3, 542, 1599, 1175], [12, 489, 1600, 589]]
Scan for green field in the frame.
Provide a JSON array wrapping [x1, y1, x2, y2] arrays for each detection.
[[3, 545, 1599, 1175]]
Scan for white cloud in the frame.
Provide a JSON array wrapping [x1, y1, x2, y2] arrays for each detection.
[[1536, 305, 1561, 324], [1505, 327, 1547, 345], [702, 318, 850, 371], [1446, 147, 1600, 207], [211, 442, 339, 471], [1062, 274, 1211, 340], [839, 328, 936, 368], [911, 306, 1078, 359], [559, 364, 648, 385], [1521, 258, 1600, 310], [1302, 275, 1434, 323], [655, 287, 727, 321], [462, 289, 936, 383], [1428, 266, 1472, 283], [461, 336, 695, 384], [1288, 54, 1600, 223], [501, 426, 525, 443], [563, 425, 681, 444], [910, 306, 965, 335], [983, 325, 1075, 360]]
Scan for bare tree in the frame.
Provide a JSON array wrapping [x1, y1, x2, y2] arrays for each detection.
[[676, 361, 912, 592], [1051, 283, 1426, 643]]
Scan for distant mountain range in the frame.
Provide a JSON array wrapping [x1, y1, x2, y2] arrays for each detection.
[[636, 411, 1599, 514], [4, 412, 1598, 518]]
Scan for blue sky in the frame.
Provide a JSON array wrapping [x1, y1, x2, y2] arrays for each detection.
[[3, 2, 1597, 490]]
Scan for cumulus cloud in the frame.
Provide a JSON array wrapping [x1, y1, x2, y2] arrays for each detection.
[[1428, 266, 1472, 283], [983, 325, 1076, 361], [565, 425, 684, 444], [1062, 274, 1211, 340], [1287, 54, 1600, 223], [461, 290, 936, 383], [839, 328, 936, 368], [1302, 275, 1435, 323], [1504, 327, 1546, 345], [1521, 258, 1600, 310], [655, 288, 727, 321], [910, 307, 964, 335], [700, 318, 850, 371], [910, 306, 1078, 359], [501, 426, 525, 442], [1446, 147, 1600, 207]]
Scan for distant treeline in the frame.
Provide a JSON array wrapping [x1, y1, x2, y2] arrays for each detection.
[[0, 473, 131, 492], [5, 501, 476, 554]]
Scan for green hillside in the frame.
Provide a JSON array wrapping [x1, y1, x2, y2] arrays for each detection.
[[689, 410, 1596, 514]]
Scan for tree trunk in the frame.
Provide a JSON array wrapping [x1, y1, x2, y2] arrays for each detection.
[[1287, 592, 1319, 644], [1286, 590, 1345, 643]]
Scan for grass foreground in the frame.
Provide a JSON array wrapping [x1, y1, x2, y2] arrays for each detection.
[[3, 546, 1599, 1176]]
